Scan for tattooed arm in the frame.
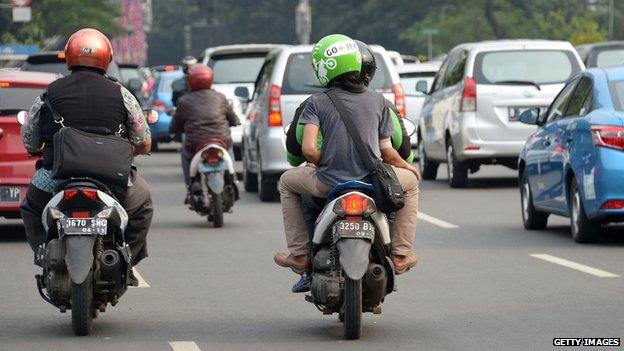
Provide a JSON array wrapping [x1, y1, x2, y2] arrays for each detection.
[[121, 86, 152, 155]]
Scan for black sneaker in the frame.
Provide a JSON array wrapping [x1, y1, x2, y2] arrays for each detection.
[[291, 274, 311, 293]]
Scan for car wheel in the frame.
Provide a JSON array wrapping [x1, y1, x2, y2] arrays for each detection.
[[242, 142, 258, 192], [446, 140, 468, 188], [258, 170, 279, 202], [569, 179, 601, 243], [520, 171, 549, 230], [418, 135, 438, 180], [151, 140, 159, 153]]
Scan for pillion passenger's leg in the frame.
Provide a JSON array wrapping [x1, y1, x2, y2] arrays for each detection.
[[122, 174, 154, 266], [20, 184, 53, 265], [391, 166, 420, 274]]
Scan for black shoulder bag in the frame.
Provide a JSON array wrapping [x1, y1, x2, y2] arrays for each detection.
[[44, 94, 133, 193], [325, 89, 405, 214]]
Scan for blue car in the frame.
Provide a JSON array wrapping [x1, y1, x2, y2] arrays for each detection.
[[144, 70, 184, 150], [518, 67, 624, 242]]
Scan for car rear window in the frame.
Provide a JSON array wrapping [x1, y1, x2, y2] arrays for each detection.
[[120, 67, 141, 81], [400, 72, 436, 96], [158, 75, 180, 93], [474, 50, 581, 85], [0, 87, 44, 113], [609, 80, 624, 111], [22, 58, 121, 79], [208, 54, 266, 84], [281, 52, 393, 95], [596, 48, 624, 68]]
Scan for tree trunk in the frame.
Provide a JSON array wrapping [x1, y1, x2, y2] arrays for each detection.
[[485, 0, 506, 39]]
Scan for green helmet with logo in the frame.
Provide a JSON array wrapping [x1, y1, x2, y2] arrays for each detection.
[[311, 34, 362, 86]]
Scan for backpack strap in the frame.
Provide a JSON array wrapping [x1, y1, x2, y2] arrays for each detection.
[[43, 93, 65, 127]]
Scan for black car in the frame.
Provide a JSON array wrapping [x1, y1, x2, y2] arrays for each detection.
[[576, 41, 624, 68], [21, 51, 121, 79]]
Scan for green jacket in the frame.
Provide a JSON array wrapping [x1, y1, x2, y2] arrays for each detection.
[[285, 98, 414, 167]]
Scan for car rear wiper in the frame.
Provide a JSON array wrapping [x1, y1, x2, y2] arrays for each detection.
[[494, 80, 541, 90]]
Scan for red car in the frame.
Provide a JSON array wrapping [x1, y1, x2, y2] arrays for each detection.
[[0, 71, 59, 219]]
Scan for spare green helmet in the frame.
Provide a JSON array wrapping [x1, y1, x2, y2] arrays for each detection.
[[311, 34, 362, 86]]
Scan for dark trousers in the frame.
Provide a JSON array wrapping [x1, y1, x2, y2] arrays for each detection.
[[20, 173, 154, 266]]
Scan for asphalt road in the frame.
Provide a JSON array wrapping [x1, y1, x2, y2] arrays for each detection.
[[1, 147, 623, 351]]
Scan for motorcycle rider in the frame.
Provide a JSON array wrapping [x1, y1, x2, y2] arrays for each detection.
[[172, 55, 198, 107], [170, 63, 240, 200], [20, 28, 154, 278], [274, 34, 420, 275]]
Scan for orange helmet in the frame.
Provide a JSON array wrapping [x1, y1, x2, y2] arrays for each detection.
[[64, 28, 113, 72], [187, 64, 214, 91]]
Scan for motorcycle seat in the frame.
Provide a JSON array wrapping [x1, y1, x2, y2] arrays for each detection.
[[196, 137, 230, 152], [327, 180, 374, 202]]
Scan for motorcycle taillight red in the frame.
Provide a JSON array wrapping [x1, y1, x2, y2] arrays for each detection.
[[201, 148, 224, 164]]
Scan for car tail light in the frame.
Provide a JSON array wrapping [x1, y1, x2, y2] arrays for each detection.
[[333, 193, 375, 216], [601, 200, 624, 210], [268, 84, 282, 127], [392, 83, 406, 117], [64, 189, 78, 200], [153, 99, 167, 112], [57, 52, 66, 60], [81, 189, 98, 201], [592, 125, 624, 150], [460, 77, 477, 112], [0, 82, 11, 88], [72, 211, 90, 218], [165, 65, 175, 72], [201, 148, 224, 164]]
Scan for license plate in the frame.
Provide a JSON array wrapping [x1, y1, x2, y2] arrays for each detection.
[[508, 106, 547, 121], [333, 220, 375, 240], [0, 186, 20, 203], [58, 218, 108, 235]]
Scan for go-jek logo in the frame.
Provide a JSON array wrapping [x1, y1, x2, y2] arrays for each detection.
[[323, 40, 359, 58]]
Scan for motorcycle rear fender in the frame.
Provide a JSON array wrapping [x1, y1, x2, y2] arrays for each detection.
[[64, 235, 97, 284], [206, 171, 225, 194], [189, 144, 234, 178], [337, 238, 372, 280]]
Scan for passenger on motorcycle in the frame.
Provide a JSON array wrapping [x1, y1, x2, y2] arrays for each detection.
[[274, 34, 420, 275], [170, 63, 240, 202], [20, 28, 154, 273]]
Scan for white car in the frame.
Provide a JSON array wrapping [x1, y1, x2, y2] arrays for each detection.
[[242, 44, 405, 201], [396, 62, 441, 148], [418, 40, 585, 187], [202, 44, 284, 159]]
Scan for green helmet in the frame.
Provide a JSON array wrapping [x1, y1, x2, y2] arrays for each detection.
[[311, 34, 362, 86]]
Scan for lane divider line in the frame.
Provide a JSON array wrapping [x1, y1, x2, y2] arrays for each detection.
[[418, 212, 459, 229], [169, 341, 203, 351], [530, 254, 619, 278], [131, 268, 150, 288]]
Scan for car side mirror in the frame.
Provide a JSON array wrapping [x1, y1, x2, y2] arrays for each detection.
[[16, 111, 28, 125], [415, 80, 429, 95], [403, 119, 416, 136], [518, 108, 541, 125], [234, 86, 250, 101], [127, 78, 142, 94], [143, 110, 159, 125]]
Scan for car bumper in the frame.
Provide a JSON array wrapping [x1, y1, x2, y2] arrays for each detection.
[[587, 147, 624, 221], [150, 111, 173, 141], [259, 127, 291, 174]]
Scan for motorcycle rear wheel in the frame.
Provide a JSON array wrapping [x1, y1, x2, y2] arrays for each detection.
[[71, 270, 94, 336], [211, 193, 224, 228], [344, 277, 362, 340]]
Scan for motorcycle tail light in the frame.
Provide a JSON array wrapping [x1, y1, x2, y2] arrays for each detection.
[[81, 189, 98, 201], [63, 189, 78, 200], [72, 211, 90, 218], [333, 193, 375, 216], [201, 148, 224, 164]]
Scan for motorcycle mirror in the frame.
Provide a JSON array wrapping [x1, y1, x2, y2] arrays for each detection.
[[283, 123, 291, 135], [16, 111, 27, 125], [403, 119, 416, 137], [144, 110, 159, 125]]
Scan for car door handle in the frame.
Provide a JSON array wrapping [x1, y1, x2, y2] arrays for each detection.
[[543, 136, 551, 146]]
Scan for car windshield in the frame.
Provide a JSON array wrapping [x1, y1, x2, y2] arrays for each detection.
[[0, 87, 44, 114], [282, 52, 392, 95], [208, 55, 266, 84], [596, 48, 624, 68], [474, 50, 581, 85], [400, 72, 436, 96]]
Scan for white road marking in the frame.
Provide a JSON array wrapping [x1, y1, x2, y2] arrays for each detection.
[[530, 254, 619, 278], [169, 341, 203, 351], [418, 212, 459, 229], [131, 268, 150, 288]]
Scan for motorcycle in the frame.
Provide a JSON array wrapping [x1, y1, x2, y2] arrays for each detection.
[[16, 110, 158, 336], [187, 137, 239, 227]]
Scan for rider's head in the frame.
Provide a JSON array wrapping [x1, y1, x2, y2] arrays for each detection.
[[65, 28, 113, 73], [181, 56, 198, 74], [354, 40, 376, 87], [311, 34, 362, 88], [187, 64, 213, 91]]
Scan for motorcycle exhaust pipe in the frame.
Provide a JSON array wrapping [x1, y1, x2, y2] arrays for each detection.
[[362, 263, 388, 307], [99, 250, 121, 277]]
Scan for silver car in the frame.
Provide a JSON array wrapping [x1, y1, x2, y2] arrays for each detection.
[[202, 44, 284, 159], [242, 44, 404, 201], [418, 40, 584, 188], [397, 62, 441, 147]]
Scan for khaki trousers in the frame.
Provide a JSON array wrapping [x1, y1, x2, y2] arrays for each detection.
[[278, 165, 419, 256]]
